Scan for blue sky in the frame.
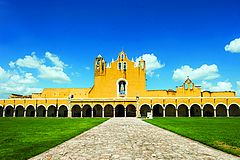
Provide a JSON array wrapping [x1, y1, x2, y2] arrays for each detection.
[[0, 0, 240, 98]]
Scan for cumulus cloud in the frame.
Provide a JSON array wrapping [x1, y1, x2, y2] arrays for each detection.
[[136, 54, 165, 76], [201, 81, 233, 91], [12, 52, 70, 83], [0, 66, 42, 97], [173, 64, 220, 81], [225, 38, 240, 53]]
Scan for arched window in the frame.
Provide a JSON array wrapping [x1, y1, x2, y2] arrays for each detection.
[[119, 81, 126, 95], [123, 62, 127, 71], [118, 62, 122, 70]]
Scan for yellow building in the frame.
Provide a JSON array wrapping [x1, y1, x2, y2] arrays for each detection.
[[0, 51, 240, 118]]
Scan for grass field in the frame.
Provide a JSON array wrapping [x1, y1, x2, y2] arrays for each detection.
[[0, 117, 108, 160], [145, 117, 240, 156]]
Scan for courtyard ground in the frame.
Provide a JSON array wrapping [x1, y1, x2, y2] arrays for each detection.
[[0, 117, 108, 160], [30, 118, 239, 160], [145, 117, 240, 156]]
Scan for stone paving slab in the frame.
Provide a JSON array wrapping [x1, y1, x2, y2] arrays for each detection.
[[30, 118, 239, 160]]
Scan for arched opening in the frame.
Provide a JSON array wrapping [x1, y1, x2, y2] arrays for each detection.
[[216, 104, 227, 117], [58, 105, 68, 117], [47, 105, 57, 117], [153, 104, 163, 117], [126, 104, 136, 117], [140, 104, 151, 117], [5, 106, 14, 117], [26, 105, 35, 117], [190, 104, 201, 117], [178, 104, 188, 117], [16, 105, 24, 117], [82, 105, 92, 117], [229, 104, 240, 116], [72, 105, 81, 117], [0, 106, 3, 117], [203, 104, 214, 117], [37, 105, 46, 117], [93, 104, 102, 117], [165, 104, 176, 117], [115, 104, 125, 117], [104, 104, 113, 117]]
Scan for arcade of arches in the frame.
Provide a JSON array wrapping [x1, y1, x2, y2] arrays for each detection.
[[1, 103, 239, 118]]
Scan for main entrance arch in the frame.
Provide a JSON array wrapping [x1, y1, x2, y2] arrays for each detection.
[[115, 104, 124, 117]]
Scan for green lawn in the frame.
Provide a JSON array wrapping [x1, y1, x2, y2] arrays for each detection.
[[145, 117, 240, 157], [0, 118, 108, 160]]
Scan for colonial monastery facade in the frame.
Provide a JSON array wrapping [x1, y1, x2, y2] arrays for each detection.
[[0, 51, 240, 118]]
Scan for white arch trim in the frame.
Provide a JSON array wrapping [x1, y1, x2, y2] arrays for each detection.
[[190, 103, 201, 109], [215, 103, 227, 110], [58, 104, 69, 110], [177, 103, 190, 110], [139, 103, 151, 109], [15, 104, 25, 109], [93, 104, 103, 108], [26, 104, 36, 110], [47, 104, 57, 109], [152, 103, 164, 108], [228, 103, 240, 110], [203, 103, 214, 109], [165, 103, 177, 109]]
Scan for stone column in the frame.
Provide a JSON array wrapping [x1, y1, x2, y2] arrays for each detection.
[[214, 109, 216, 117], [91, 108, 93, 118], [176, 109, 178, 117], [81, 110, 83, 118], [56, 109, 59, 117], [24, 109, 26, 117], [68, 109, 72, 118], [34, 108, 37, 117], [102, 109, 104, 118], [13, 109, 16, 117], [188, 109, 191, 117], [201, 109, 204, 117], [45, 110, 48, 117], [124, 108, 126, 117], [113, 108, 115, 118], [3, 109, 5, 117], [151, 108, 153, 117], [227, 109, 229, 117], [163, 108, 165, 117]]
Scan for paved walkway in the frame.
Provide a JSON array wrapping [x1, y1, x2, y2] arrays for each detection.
[[30, 118, 239, 160]]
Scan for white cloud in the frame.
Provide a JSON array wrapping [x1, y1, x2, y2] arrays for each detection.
[[136, 54, 165, 76], [12, 52, 70, 83], [15, 52, 42, 68], [45, 52, 66, 68], [225, 38, 240, 53], [173, 64, 220, 81], [201, 81, 233, 91], [0, 66, 42, 97], [237, 81, 240, 96], [39, 65, 70, 83], [85, 66, 90, 70], [9, 61, 15, 68]]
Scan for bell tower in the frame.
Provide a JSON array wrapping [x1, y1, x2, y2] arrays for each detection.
[[94, 54, 106, 76]]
